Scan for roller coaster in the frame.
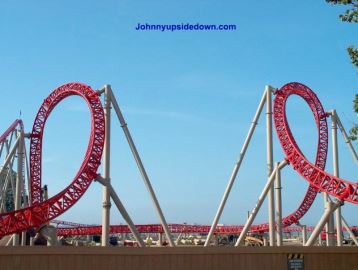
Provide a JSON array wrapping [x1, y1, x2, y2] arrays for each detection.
[[0, 82, 357, 247]]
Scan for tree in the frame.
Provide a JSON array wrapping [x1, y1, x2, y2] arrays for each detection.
[[352, 94, 358, 139], [326, 0, 358, 139]]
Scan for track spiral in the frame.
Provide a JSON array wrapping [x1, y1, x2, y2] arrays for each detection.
[[232, 82, 330, 233], [274, 82, 357, 204], [0, 83, 105, 237]]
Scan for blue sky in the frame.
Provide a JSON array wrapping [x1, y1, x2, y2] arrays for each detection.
[[0, 1, 357, 227]]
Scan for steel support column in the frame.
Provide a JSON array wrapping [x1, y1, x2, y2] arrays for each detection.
[[109, 88, 175, 247], [324, 193, 335, 246], [274, 162, 283, 246], [266, 86, 275, 246], [13, 129, 24, 246], [205, 89, 267, 247], [305, 200, 341, 246], [342, 216, 358, 246], [331, 110, 343, 246], [327, 195, 358, 246], [101, 85, 112, 247], [335, 112, 358, 164], [301, 225, 307, 245], [96, 176, 145, 247], [235, 160, 288, 246]]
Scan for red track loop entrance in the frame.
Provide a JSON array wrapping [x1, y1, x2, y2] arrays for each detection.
[[242, 82, 330, 233], [274, 82, 358, 204], [0, 83, 105, 237]]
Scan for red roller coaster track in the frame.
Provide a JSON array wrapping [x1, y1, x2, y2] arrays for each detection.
[[274, 83, 357, 203], [246, 82, 330, 233], [54, 222, 356, 237], [0, 82, 356, 238], [55, 224, 300, 237], [0, 83, 105, 237], [0, 119, 24, 143]]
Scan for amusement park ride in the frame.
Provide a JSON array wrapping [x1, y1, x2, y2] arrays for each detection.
[[0, 82, 357, 248]]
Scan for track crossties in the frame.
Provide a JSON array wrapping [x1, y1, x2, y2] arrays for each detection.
[[274, 82, 357, 204], [0, 83, 105, 237]]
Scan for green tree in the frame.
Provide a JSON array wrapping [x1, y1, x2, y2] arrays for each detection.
[[326, 0, 358, 139], [352, 94, 358, 139]]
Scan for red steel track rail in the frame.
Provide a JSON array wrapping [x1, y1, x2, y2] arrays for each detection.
[[0, 119, 24, 144], [56, 223, 358, 237], [0, 83, 105, 237], [248, 82, 330, 233], [274, 82, 357, 204], [56, 224, 316, 236]]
